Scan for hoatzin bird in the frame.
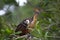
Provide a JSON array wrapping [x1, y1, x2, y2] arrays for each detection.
[[15, 8, 42, 36]]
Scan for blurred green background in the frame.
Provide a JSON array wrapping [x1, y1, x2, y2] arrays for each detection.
[[0, 0, 60, 40]]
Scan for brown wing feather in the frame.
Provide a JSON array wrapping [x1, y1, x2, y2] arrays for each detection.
[[15, 17, 33, 36]]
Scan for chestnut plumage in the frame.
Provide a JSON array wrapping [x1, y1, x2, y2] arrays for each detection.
[[15, 8, 40, 36]]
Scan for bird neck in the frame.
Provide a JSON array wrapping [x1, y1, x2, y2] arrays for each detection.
[[33, 8, 40, 20], [33, 12, 39, 22]]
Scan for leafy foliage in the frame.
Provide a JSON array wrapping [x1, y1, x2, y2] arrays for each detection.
[[0, 0, 60, 40]]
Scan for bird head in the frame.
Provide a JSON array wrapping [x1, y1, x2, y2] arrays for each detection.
[[34, 7, 43, 14]]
